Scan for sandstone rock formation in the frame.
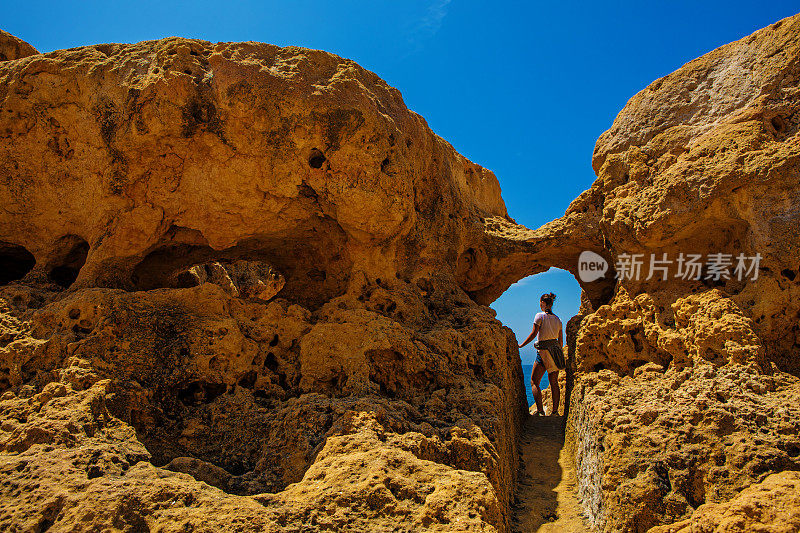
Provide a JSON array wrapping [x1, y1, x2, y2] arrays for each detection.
[[0, 33, 525, 532], [3, 10, 800, 533], [553, 15, 800, 532], [462, 10, 800, 531], [650, 470, 800, 533], [0, 30, 38, 62]]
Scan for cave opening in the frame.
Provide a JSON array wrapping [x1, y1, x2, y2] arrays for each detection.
[[307, 148, 326, 168], [0, 242, 36, 285], [99, 225, 353, 495], [128, 224, 350, 309], [490, 267, 582, 413], [47, 235, 90, 288]]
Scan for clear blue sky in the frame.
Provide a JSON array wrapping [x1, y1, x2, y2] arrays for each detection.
[[5, 1, 798, 364]]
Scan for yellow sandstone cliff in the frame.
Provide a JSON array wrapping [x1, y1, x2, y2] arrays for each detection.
[[0, 35, 526, 532], [2, 12, 800, 533]]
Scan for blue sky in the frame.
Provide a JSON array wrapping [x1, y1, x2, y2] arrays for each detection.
[[5, 1, 798, 365]]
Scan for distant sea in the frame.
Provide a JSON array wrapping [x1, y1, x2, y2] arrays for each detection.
[[521, 364, 550, 407]]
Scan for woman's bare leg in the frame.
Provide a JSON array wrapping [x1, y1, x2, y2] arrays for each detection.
[[531, 362, 546, 415], [549, 370, 560, 415]]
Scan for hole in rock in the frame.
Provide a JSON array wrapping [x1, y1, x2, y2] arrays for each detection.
[[785, 443, 800, 458], [47, 236, 89, 288], [100, 224, 368, 493], [629, 330, 644, 353], [130, 224, 351, 310], [308, 149, 326, 168], [491, 267, 581, 413], [238, 371, 257, 389], [298, 181, 318, 199], [0, 242, 35, 285], [380, 157, 392, 175], [109, 364, 341, 497], [177, 380, 227, 406]]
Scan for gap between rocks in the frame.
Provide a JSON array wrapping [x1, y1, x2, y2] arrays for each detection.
[[512, 415, 588, 532]]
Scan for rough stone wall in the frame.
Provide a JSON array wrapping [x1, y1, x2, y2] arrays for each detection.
[[448, 15, 800, 530], [3, 11, 800, 532], [650, 470, 800, 533], [557, 14, 800, 532], [0, 34, 527, 532], [437, 10, 800, 532]]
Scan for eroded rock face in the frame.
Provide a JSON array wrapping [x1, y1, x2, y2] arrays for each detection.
[[570, 358, 800, 531], [0, 30, 38, 62], [0, 33, 508, 309], [0, 32, 525, 532], [556, 14, 800, 533], [650, 471, 800, 533], [437, 14, 800, 529], [3, 11, 800, 531]]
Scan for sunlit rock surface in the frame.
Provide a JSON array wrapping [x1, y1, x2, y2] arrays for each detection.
[[3, 11, 800, 532], [0, 32, 526, 532], [558, 14, 800, 532]]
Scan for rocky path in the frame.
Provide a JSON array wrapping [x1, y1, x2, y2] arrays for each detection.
[[511, 413, 588, 533]]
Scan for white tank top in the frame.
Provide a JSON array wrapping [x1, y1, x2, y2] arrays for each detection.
[[534, 311, 562, 341]]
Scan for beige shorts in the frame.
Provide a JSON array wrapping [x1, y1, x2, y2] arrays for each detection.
[[536, 348, 559, 373]]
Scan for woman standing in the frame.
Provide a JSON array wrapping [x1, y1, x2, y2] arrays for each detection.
[[519, 292, 565, 416]]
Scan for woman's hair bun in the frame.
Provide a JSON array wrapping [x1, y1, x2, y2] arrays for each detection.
[[540, 292, 556, 304]]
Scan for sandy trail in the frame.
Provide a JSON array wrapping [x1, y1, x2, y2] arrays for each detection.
[[511, 414, 589, 533]]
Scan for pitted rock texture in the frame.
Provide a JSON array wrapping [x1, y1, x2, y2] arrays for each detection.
[[0, 34, 507, 310], [473, 13, 800, 371], [483, 14, 800, 529], [650, 471, 800, 533], [554, 14, 800, 533], [1, 268, 523, 532], [577, 14, 800, 376], [569, 356, 800, 532], [3, 11, 800, 533], [0, 32, 526, 532]]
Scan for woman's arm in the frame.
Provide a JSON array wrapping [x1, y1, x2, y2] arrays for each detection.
[[519, 322, 540, 349]]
